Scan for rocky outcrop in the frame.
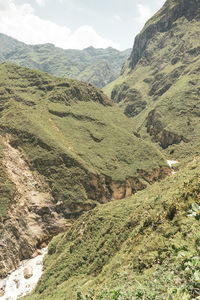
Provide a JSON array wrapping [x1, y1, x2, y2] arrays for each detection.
[[146, 109, 189, 149], [86, 168, 170, 203], [146, 109, 163, 138], [0, 136, 71, 278], [159, 129, 188, 149], [111, 83, 147, 117], [128, 0, 200, 71]]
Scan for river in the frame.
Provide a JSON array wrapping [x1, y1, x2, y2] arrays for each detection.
[[0, 247, 47, 300]]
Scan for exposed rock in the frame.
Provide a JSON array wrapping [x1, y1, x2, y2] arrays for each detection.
[[146, 109, 163, 138], [0, 279, 6, 297], [31, 249, 42, 259], [111, 83, 147, 117], [0, 136, 71, 278], [124, 101, 147, 118], [137, 166, 171, 183], [146, 109, 189, 148], [86, 170, 170, 202], [127, 0, 200, 71], [160, 129, 186, 149], [24, 266, 33, 279]]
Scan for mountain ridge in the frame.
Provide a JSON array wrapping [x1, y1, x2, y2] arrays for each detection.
[[19, 0, 200, 298], [126, 0, 200, 72], [0, 0, 200, 298], [0, 33, 131, 88], [109, 0, 200, 160]]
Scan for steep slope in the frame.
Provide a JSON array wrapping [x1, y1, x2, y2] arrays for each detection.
[[106, 0, 200, 160], [0, 136, 69, 279], [19, 1, 200, 299], [0, 63, 168, 277], [0, 34, 131, 88], [23, 156, 200, 300]]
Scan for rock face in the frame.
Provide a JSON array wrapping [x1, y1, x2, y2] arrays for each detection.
[[146, 109, 189, 149], [111, 0, 200, 158], [111, 83, 147, 117], [128, 0, 200, 71], [0, 136, 70, 278]]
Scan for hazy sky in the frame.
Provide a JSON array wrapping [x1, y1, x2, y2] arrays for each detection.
[[0, 0, 166, 50]]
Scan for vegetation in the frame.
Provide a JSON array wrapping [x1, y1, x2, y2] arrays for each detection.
[[23, 156, 200, 299], [21, 0, 200, 299], [1, 0, 200, 299], [0, 34, 131, 88], [0, 63, 166, 218], [0, 137, 15, 217], [107, 3, 200, 160]]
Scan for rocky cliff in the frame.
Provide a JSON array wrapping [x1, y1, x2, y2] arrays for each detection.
[[127, 0, 200, 71], [110, 0, 200, 159]]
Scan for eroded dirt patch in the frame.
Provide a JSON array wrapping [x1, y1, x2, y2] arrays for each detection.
[[0, 135, 70, 278]]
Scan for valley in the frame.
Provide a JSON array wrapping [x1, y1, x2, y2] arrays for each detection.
[[0, 0, 199, 299]]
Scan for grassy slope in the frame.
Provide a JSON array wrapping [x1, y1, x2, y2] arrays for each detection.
[[21, 2, 200, 299], [0, 34, 131, 88], [0, 137, 15, 217], [0, 63, 166, 217], [106, 7, 200, 160], [23, 155, 200, 300]]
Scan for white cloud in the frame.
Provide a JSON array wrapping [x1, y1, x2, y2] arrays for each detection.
[[113, 14, 121, 22], [35, 0, 46, 7], [136, 4, 152, 24], [0, 0, 120, 49]]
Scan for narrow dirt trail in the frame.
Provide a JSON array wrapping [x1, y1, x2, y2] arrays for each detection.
[[0, 136, 70, 281]]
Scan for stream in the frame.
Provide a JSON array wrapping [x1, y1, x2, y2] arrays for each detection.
[[167, 160, 179, 175], [0, 247, 47, 300]]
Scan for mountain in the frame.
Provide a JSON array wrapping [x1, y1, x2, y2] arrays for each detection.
[[0, 34, 131, 88], [17, 0, 200, 299], [0, 63, 167, 279], [104, 0, 200, 160], [23, 153, 200, 300]]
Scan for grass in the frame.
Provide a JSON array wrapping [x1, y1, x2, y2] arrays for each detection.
[[17, 2, 200, 299], [0, 137, 15, 217], [1, 1, 200, 298], [0, 34, 131, 88], [0, 63, 166, 217], [109, 15, 200, 159], [23, 154, 200, 300]]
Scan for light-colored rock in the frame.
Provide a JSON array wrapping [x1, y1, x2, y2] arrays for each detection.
[[0, 136, 71, 278], [24, 266, 33, 279], [0, 247, 47, 300]]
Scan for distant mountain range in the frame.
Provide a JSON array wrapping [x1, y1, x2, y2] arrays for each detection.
[[0, 33, 131, 88]]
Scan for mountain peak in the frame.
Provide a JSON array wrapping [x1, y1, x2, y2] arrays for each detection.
[[127, 0, 200, 71]]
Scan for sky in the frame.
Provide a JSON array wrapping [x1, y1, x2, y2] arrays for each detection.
[[0, 0, 166, 50]]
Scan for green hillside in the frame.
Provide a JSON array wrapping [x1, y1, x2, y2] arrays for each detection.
[[0, 34, 131, 88], [105, 0, 200, 160], [0, 63, 167, 219], [23, 155, 200, 300], [20, 0, 200, 299], [0, 0, 199, 299]]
